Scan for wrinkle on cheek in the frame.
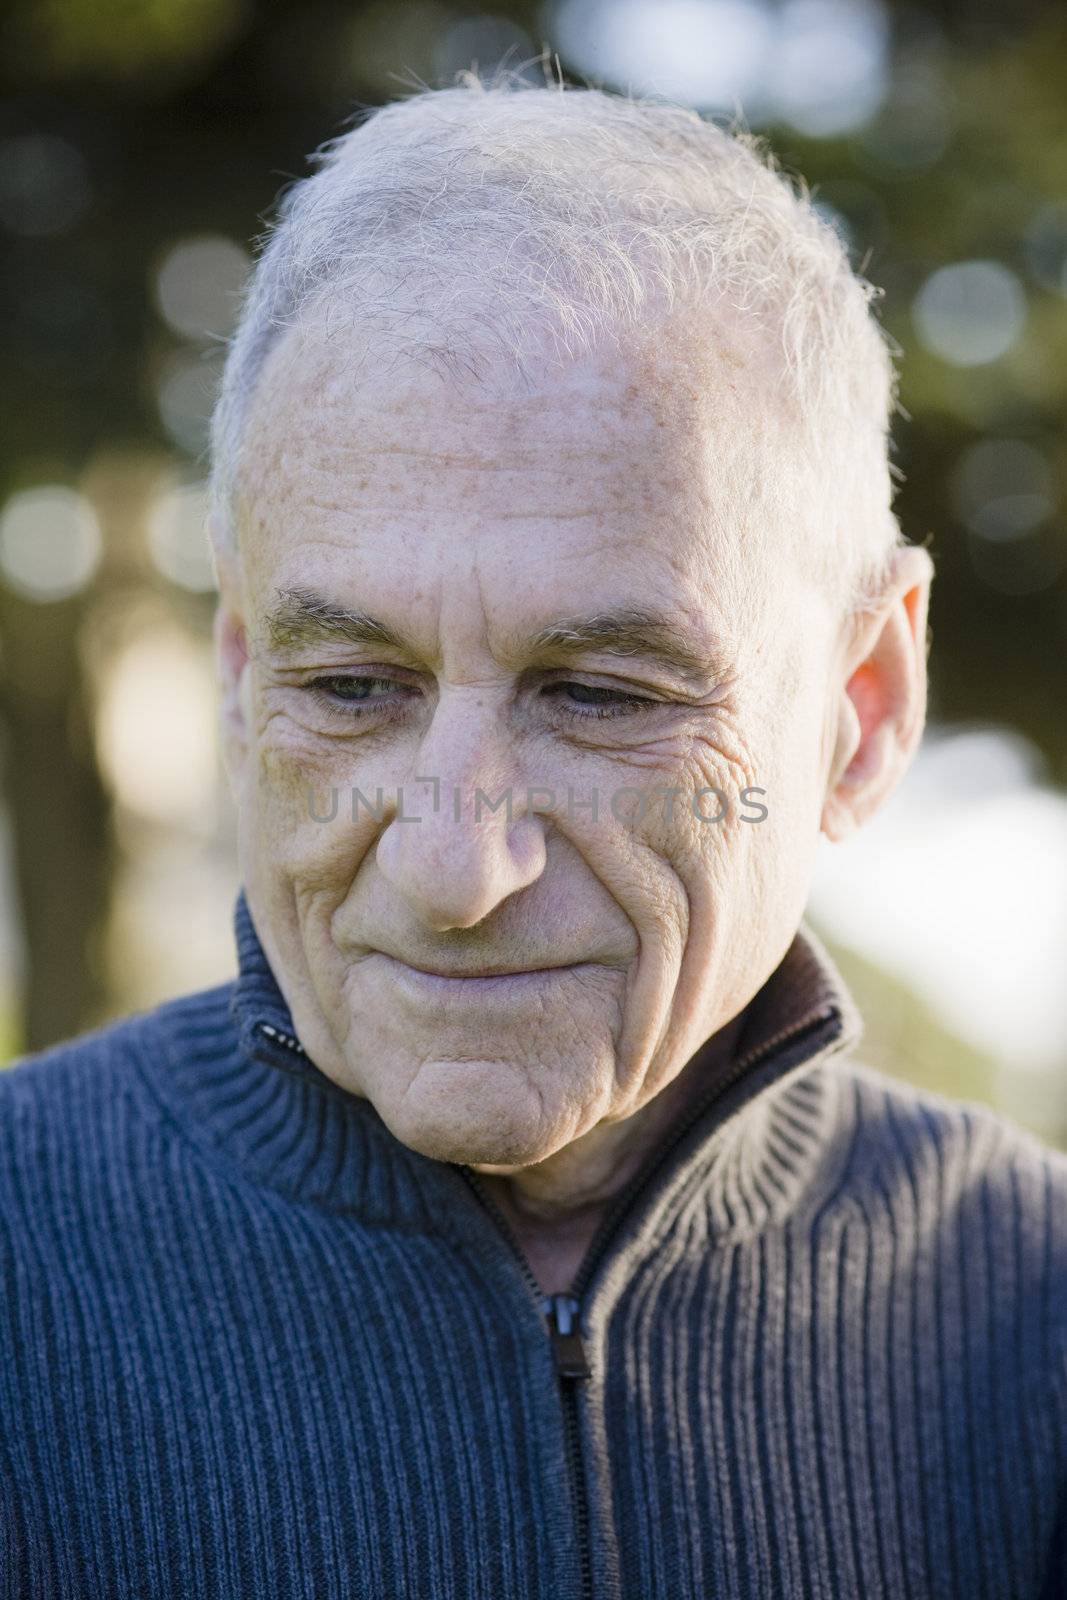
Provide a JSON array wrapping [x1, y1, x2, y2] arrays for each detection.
[[569, 691, 744, 779], [250, 738, 371, 890], [624, 846, 689, 960], [256, 702, 304, 743], [252, 687, 391, 777], [591, 746, 685, 780], [255, 729, 338, 799], [686, 716, 762, 804]]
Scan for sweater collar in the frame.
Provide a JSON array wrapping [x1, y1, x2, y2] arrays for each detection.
[[158, 891, 863, 1248]]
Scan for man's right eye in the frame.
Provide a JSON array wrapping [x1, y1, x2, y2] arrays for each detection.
[[307, 675, 415, 713]]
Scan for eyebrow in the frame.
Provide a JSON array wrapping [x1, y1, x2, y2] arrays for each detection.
[[264, 589, 729, 686], [265, 589, 409, 653], [528, 609, 729, 686]]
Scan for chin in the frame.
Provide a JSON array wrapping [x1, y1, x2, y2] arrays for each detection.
[[375, 1057, 562, 1168]]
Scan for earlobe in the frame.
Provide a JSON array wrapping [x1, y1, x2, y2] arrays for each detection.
[[821, 694, 862, 839]]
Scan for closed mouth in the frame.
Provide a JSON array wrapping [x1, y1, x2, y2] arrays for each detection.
[[380, 954, 585, 982]]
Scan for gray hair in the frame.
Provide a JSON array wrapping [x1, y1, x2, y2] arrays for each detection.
[[210, 75, 908, 610]]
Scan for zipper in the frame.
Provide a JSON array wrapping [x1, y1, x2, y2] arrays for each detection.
[[553, 1297, 595, 1600], [256, 1022, 307, 1057], [542, 1292, 592, 1380], [458, 1166, 596, 1600]]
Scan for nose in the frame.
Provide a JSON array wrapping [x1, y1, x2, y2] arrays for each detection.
[[373, 696, 549, 932]]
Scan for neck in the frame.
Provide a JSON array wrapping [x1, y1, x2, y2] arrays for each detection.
[[471, 1012, 748, 1295]]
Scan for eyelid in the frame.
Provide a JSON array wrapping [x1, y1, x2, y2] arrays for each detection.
[[536, 666, 666, 697], [541, 680, 656, 702], [538, 679, 665, 721], [304, 664, 421, 684]]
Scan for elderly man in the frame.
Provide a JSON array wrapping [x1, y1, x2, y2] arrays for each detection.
[[2, 80, 1065, 1599]]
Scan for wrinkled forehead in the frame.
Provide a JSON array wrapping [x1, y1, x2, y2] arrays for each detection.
[[234, 307, 809, 614]]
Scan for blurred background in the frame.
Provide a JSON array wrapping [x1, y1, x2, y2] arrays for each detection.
[[1, 0, 1065, 1144]]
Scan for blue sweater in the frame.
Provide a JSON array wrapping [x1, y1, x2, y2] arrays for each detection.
[[1, 895, 1066, 1598]]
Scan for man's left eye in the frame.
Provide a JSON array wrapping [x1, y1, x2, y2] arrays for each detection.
[[541, 681, 659, 719]]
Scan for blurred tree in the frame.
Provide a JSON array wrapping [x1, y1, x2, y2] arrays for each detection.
[[0, 590, 111, 1050]]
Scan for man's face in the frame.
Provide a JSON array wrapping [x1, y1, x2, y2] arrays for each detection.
[[221, 320, 850, 1167]]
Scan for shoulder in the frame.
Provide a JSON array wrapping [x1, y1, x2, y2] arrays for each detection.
[[0, 984, 236, 1227], [826, 1054, 1067, 1231], [832, 1053, 1067, 1200], [820, 1055, 1067, 1339]]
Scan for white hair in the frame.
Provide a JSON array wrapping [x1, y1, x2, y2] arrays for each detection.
[[210, 74, 909, 610]]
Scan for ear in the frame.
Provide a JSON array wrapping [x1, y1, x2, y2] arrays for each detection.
[[821, 544, 934, 842], [212, 533, 251, 785]]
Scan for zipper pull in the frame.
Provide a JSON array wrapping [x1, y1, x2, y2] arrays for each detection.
[[541, 1294, 591, 1381]]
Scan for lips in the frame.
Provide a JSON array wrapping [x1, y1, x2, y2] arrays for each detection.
[[373, 951, 592, 997], [397, 960, 578, 980], [369, 945, 587, 980]]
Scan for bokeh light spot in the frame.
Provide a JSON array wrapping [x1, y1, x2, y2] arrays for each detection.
[[96, 629, 219, 826], [0, 486, 102, 602], [147, 480, 217, 592], [548, 0, 776, 111], [155, 349, 223, 456], [769, 0, 888, 136], [154, 235, 250, 342], [912, 261, 1027, 367], [548, 0, 887, 132]]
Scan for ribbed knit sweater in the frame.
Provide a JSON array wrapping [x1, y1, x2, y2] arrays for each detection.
[[1, 894, 1066, 1598]]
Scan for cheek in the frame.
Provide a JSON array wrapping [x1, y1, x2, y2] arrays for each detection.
[[241, 721, 381, 892], [251, 719, 326, 842], [660, 715, 762, 854], [676, 699, 827, 932], [622, 713, 792, 930]]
